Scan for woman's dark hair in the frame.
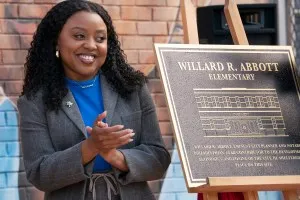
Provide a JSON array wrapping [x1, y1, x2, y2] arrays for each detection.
[[22, 0, 145, 111]]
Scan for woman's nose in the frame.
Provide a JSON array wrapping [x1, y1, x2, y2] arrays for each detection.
[[83, 38, 97, 50]]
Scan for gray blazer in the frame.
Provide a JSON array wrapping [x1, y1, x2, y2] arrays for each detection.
[[17, 74, 171, 200]]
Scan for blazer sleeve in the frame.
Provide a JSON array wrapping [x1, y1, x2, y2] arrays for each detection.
[[17, 94, 92, 192], [114, 83, 171, 184]]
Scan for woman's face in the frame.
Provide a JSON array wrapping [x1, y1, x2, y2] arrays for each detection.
[[57, 11, 107, 81]]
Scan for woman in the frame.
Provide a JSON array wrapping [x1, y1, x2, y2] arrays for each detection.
[[17, 1, 171, 200]]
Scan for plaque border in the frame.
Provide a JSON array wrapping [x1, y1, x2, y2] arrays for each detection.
[[154, 43, 300, 189]]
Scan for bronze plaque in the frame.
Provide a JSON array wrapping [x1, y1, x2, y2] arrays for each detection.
[[154, 44, 300, 190]]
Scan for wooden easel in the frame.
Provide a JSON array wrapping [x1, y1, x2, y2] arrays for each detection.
[[180, 0, 300, 199]]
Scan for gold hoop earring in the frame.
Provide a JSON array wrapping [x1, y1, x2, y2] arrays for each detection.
[[56, 50, 59, 58]]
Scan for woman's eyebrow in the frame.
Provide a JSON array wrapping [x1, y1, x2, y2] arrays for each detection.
[[71, 26, 86, 31], [71, 26, 106, 33]]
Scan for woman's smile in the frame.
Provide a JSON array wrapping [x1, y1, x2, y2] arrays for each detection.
[[77, 54, 96, 64]]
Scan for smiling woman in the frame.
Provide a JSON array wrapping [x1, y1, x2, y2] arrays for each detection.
[[57, 11, 108, 81], [17, 1, 171, 200]]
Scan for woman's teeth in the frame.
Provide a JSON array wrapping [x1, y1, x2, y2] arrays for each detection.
[[78, 55, 95, 63]]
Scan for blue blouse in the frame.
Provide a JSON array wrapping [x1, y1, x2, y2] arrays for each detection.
[[66, 74, 112, 172]]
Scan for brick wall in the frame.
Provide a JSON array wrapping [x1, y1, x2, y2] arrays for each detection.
[[0, 0, 195, 200]]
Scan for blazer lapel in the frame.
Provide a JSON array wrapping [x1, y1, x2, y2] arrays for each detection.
[[100, 73, 118, 125], [61, 90, 87, 138]]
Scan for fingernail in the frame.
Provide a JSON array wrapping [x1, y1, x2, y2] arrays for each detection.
[[129, 139, 134, 142], [130, 132, 135, 137]]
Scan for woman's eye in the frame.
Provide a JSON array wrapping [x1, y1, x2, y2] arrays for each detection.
[[74, 34, 85, 40], [96, 36, 106, 43]]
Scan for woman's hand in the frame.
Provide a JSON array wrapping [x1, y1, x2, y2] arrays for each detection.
[[85, 111, 132, 171], [86, 111, 134, 153]]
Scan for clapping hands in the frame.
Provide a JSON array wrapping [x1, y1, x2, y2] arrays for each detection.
[[86, 111, 134, 161]]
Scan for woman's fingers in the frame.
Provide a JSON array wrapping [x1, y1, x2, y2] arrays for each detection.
[[97, 121, 108, 128], [101, 128, 133, 140], [101, 132, 135, 149], [101, 131, 135, 146], [93, 111, 107, 127], [86, 126, 93, 134], [92, 124, 124, 136], [87, 123, 135, 150], [95, 128, 134, 143]]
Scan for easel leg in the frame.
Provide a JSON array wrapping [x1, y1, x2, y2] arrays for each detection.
[[203, 192, 218, 200], [243, 191, 259, 200], [283, 190, 299, 200]]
